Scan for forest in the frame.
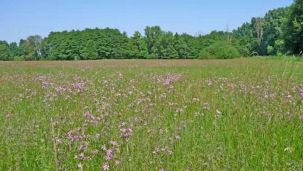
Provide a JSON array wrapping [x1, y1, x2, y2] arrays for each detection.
[[0, 0, 302, 60]]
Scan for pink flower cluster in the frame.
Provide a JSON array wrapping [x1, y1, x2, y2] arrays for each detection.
[[101, 141, 120, 171], [102, 162, 110, 171], [83, 111, 101, 126], [300, 90, 303, 99], [55, 86, 67, 94], [105, 149, 113, 161], [163, 74, 182, 86], [72, 82, 85, 92], [120, 127, 133, 141], [67, 130, 83, 142], [119, 122, 133, 141]]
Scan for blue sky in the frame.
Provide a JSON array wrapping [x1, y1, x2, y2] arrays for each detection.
[[0, 0, 293, 43]]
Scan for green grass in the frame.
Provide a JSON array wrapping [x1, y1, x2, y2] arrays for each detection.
[[0, 58, 303, 170]]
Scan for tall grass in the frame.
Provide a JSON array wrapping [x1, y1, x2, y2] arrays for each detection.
[[0, 58, 302, 170]]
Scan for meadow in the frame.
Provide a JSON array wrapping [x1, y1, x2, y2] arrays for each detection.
[[0, 58, 303, 170]]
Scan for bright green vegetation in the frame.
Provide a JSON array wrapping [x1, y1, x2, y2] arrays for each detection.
[[0, 58, 303, 170], [1, 0, 303, 60]]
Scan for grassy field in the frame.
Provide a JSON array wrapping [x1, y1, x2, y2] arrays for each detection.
[[0, 58, 303, 170]]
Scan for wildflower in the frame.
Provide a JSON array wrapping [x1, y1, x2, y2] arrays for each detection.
[[72, 82, 84, 92], [115, 160, 121, 165], [42, 81, 49, 89], [216, 109, 222, 117], [152, 147, 159, 155], [78, 153, 85, 160], [102, 162, 110, 171], [300, 90, 303, 99], [54, 137, 62, 144], [67, 130, 81, 142], [55, 86, 67, 94], [36, 75, 46, 81], [101, 144, 107, 151], [105, 149, 113, 161], [119, 122, 126, 127], [192, 97, 200, 103], [92, 149, 99, 155], [284, 147, 294, 153], [77, 163, 83, 170], [207, 80, 213, 86], [84, 111, 100, 125], [163, 74, 182, 86], [203, 103, 210, 110], [84, 111, 93, 118], [110, 141, 119, 147], [120, 128, 133, 141]]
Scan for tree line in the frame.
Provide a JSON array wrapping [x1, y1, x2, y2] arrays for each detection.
[[0, 0, 302, 60]]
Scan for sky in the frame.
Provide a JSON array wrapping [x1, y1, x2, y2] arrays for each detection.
[[0, 0, 293, 43]]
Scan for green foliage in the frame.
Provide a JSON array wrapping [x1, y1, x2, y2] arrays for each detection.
[[144, 26, 163, 58], [284, 0, 303, 55], [174, 34, 191, 58], [158, 32, 178, 59], [233, 22, 260, 56], [0, 41, 11, 60], [129, 31, 148, 59], [8, 42, 22, 58], [233, 7, 290, 56], [261, 7, 289, 55], [199, 41, 240, 59], [19, 35, 43, 60], [80, 40, 98, 60], [1, 0, 303, 60]]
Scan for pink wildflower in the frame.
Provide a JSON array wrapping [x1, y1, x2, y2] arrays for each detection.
[[83, 111, 100, 125], [120, 128, 133, 140], [42, 81, 49, 89], [102, 162, 110, 171], [67, 130, 81, 142], [55, 86, 67, 94], [72, 82, 84, 92], [163, 74, 182, 86], [110, 141, 119, 147], [105, 149, 113, 161]]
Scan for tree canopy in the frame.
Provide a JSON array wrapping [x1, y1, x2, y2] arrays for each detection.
[[284, 0, 303, 55], [0, 0, 302, 60]]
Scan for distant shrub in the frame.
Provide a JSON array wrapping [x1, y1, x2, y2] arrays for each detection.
[[199, 41, 241, 59], [198, 50, 211, 59], [13, 56, 24, 61]]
